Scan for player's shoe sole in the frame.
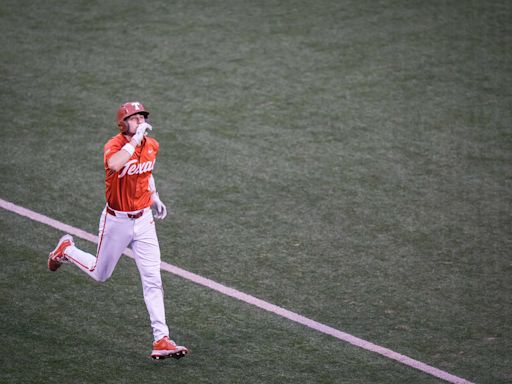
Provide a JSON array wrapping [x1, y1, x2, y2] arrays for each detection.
[[48, 234, 74, 271], [151, 348, 188, 360]]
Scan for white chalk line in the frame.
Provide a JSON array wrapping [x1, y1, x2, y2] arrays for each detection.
[[0, 197, 474, 384]]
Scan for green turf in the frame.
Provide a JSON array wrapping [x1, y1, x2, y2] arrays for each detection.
[[1, 0, 511, 383]]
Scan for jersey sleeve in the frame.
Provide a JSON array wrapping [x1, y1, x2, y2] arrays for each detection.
[[103, 137, 123, 168]]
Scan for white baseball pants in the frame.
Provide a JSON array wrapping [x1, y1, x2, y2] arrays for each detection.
[[64, 206, 169, 341]]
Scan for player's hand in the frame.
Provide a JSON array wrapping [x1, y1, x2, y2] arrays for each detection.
[[132, 122, 152, 146], [151, 192, 167, 220]]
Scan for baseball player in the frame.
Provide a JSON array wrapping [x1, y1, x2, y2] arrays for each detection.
[[47, 101, 188, 360]]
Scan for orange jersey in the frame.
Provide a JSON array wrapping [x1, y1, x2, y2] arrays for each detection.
[[103, 133, 159, 212]]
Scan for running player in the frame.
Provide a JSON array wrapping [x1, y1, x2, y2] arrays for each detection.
[[48, 101, 188, 360]]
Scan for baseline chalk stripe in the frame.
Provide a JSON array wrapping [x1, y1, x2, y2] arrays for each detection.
[[0, 197, 474, 384]]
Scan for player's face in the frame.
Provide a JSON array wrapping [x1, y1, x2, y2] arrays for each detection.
[[126, 113, 146, 135]]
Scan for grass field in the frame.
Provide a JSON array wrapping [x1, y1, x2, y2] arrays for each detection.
[[1, 0, 511, 383]]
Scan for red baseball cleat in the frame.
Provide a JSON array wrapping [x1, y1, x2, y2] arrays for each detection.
[[48, 234, 74, 271], [151, 336, 188, 360]]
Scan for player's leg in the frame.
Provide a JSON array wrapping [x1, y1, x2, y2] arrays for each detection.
[[131, 211, 188, 359], [61, 209, 131, 282], [131, 215, 169, 340]]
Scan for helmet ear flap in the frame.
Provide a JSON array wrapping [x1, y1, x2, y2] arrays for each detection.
[[118, 119, 129, 133], [118, 121, 125, 133]]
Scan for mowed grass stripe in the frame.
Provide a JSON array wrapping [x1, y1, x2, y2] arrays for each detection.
[[0, 197, 474, 384]]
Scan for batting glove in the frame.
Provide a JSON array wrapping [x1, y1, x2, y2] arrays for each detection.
[[132, 122, 152, 146], [151, 192, 167, 220]]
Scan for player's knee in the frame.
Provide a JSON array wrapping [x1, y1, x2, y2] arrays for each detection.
[[94, 271, 112, 283], [141, 269, 161, 282]]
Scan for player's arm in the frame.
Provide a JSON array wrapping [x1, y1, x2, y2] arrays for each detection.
[[107, 123, 152, 172], [149, 175, 167, 219], [107, 137, 139, 172]]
